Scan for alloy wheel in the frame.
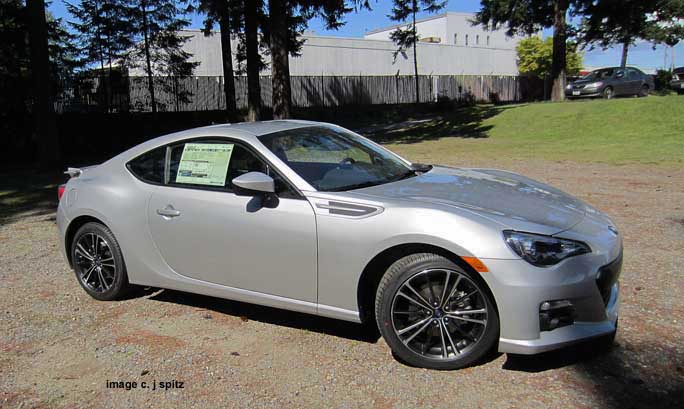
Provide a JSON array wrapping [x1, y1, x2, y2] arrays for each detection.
[[74, 233, 116, 293], [390, 268, 489, 361]]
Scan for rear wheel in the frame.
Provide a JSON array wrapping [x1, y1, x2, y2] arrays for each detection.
[[71, 222, 131, 301], [602, 86, 614, 99], [375, 253, 499, 370]]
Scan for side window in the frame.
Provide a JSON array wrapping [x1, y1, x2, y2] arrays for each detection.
[[168, 141, 235, 188], [167, 140, 297, 197], [127, 146, 166, 184]]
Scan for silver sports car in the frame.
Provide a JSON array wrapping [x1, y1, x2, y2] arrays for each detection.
[[57, 120, 621, 370]]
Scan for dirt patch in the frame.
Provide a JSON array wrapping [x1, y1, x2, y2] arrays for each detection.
[[115, 329, 186, 350], [1, 160, 683, 408]]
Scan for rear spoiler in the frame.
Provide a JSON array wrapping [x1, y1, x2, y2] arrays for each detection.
[[64, 167, 83, 178]]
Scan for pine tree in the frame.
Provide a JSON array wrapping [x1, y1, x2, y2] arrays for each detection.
[[127, 0, 196, 113], [576, 0, 660, 68], [388, 0, 445, 104], [267, 0, 363, 119], [476, 0, 575, 102], [193, 0, 239, 119], [66, 0, 133, 111], [27, 0, 59, 164]]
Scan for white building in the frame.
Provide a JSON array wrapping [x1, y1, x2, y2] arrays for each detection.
[[365, 12, 527, 50], [130, 12, 526, 78]]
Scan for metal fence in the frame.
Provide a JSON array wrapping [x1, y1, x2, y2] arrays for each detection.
[[57, 74, 543, 113]]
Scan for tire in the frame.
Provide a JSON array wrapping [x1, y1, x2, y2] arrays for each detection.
[[602, 86, 614, 99], [375, 253, 499, 370], [71, 222, 132, 301], [639, 84, 649, 97]]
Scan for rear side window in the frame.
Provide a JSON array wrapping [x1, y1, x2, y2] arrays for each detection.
[[127, 146, 166, 184]]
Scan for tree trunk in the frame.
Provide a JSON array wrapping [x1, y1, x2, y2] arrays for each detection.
[[550, 0, 568, 102], [245, 0, 261, 121], [269, 0, 291, 119], [218, 1, 237, 120], [620, 41, 629, 68], [27, 0, 60, 166], [412, 2, 419, 104], [141, 1, 157, 113]]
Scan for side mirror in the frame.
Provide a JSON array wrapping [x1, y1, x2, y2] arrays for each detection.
[[232, 172, 275, 194]]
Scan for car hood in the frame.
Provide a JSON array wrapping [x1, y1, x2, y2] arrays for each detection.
[[354, 166, 587, 234], [570, 79, 600, 86]]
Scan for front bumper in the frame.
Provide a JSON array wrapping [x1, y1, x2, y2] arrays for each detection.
[[479, 216, 622, 355], [670, 80, 684, 91], [565, 88, 602, 98], [499, 283, 618, 354]]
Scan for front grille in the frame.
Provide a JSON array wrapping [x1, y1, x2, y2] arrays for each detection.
[[573, 84, 585, 90], [596, 251, 623, 306]]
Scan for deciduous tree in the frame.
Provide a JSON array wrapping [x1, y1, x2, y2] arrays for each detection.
[[516, 36, 582, 78]]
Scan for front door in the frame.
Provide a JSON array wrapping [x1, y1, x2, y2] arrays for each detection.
[[146, 139, 318, 303]]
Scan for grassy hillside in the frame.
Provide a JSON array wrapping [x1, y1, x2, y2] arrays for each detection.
[[370, 95, 683, 166]]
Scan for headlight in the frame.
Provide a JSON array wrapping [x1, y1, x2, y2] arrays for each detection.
[[586, 81, 603, 88], [566, 84, 573, 89], [503, 231, 591, 267]]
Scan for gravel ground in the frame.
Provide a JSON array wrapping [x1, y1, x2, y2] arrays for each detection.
[[1, 158, 683, 409]]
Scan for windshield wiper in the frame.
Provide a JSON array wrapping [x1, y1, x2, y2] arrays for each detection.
[[326, 180, 384, 192]]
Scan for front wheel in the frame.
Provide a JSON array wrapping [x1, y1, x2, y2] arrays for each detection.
[[639, 84, 649, 97], [602, 86, 614, 99], [375, 253, 499, 370]]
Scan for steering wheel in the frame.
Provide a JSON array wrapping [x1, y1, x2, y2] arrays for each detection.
[[339, 157, 356, 167]]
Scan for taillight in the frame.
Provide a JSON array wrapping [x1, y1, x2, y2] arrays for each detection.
[[58, 184, 66, 200]]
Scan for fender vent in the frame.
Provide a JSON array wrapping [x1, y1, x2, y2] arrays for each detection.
[[315, 201, 381, 218]]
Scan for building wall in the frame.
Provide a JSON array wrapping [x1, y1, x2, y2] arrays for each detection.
[[291, 35, 518, 75], [129, 28, 519, 77]]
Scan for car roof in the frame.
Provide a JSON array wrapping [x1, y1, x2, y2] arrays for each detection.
[[674, 67, 684, 73], [197, 119, 322, 136], [112, 120, 326, 164]]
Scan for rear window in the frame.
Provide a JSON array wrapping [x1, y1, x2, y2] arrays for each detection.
[[127, 146, 166, 184]]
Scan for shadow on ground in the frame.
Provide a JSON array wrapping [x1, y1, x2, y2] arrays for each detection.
[[149, 289, 381, 344], [504, 339, 684, 409], [0, 170, 65, 225], [355, 104, 512, 145]]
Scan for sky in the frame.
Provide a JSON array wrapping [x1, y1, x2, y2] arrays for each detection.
[[48, 0, 683, 72]]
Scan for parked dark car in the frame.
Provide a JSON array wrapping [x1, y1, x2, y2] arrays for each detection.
[[670, 67, 684, 94], [566, 67, 654, 99]]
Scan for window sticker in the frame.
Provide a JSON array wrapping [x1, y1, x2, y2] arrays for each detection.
[[176, 143, 234, 186]]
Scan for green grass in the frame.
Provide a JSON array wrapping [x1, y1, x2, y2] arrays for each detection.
[[358, 95, 684, 166]]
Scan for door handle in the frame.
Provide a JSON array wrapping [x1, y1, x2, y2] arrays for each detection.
[[156, 205, 181, 218]]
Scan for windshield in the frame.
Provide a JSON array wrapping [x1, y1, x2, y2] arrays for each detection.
[[258, 126, 414, 192], [582, 68, 615, 80]]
